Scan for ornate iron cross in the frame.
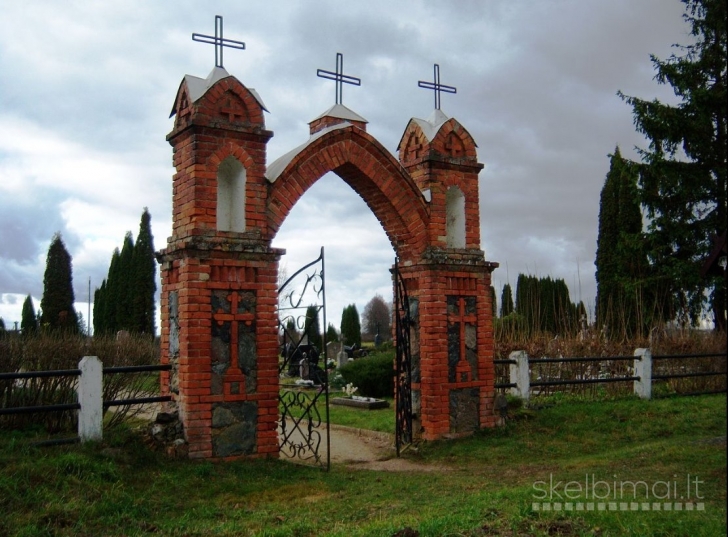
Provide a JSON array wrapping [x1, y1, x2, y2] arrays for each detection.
[[418, 64, 457, 110], [192, 15, 245, 68], [317, 52, 361, 105]]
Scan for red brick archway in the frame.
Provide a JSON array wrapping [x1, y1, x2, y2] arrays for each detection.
[[158, 68, 498, 459], [266, 124, 429, 262]]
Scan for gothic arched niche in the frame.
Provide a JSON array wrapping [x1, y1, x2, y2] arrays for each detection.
[[446, 186, 466, 248], [217, 156, 246, 233]]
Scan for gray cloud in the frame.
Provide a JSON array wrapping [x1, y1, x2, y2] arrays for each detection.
[[0, 0, 690, 328]]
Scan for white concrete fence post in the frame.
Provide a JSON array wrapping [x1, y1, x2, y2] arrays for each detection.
[[633, 348, 652, 399], [509, 350, 530, 402], [78, 356, 103, 442]]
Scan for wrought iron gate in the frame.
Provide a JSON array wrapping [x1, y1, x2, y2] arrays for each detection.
[[277, 247, 330, 470], [393, 258, 413, 455]]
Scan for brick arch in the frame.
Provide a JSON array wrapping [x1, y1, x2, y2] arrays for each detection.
[[208, 143, 256, 171], [266, 125, 429, 259]]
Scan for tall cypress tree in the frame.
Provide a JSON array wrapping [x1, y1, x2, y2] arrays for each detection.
[[131, 208, 156, 335], [116, 233, 135, 331], [515, 274, 541, 335], [40, 233, 78, 332], [340, 304, 362, 347], [21, 294, 38, 336], [619, 0, 726, 329], [303, 304, 322, 349], [102, 248, 121, 334], [93, 280, 107, 335], [596, 148, 651, 338], [500, 284, 514, 318], [326, 323, 339, 343]]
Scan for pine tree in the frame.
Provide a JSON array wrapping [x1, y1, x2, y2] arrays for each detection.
[[500, 284, 514, 318], [21, 294, 38, 336], [131, 208, 156, 335], [619, 0, 727, 329], [40, 233, 78, 332]]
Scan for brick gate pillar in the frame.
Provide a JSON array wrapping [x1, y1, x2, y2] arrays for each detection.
[[398, 109, 499, 439], [157, 67, 282, 459]]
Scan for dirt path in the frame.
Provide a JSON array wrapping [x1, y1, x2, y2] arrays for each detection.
[[141, 403, 443, 471], [314, 423, 446, 472]]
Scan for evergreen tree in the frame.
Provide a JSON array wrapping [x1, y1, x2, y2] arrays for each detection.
[[93, 280, 107, 335], [131, 208, 156, 335], [116, 232, 135, 330], [515, 273, 579, 335], [0, 318, 5, 337], [595, 148, 652, 338], [340, 304, 362, 347], [541, 277, 556, 333], [500, 284, 514, 318], [551, 278, 575, 334], [326, 323, 339, 343], [21, 294, 38, 336], [618, 0, 727, 329], [303, 304, 322, 349], [102, 248, 121, 334], [515, 274, 540, 335], [40, 233, 78, 332]]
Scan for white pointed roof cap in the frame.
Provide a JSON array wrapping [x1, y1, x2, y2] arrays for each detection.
[[410, 109, 450, 142]]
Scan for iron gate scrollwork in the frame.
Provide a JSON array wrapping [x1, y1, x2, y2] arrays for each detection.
[[278, 247, 330, 469], [394, 258, 413, 455]]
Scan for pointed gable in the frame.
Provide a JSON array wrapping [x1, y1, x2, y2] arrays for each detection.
[[169, 67, 269, 135], [430, 118, 477, 162], [399, 109, 479, 166]]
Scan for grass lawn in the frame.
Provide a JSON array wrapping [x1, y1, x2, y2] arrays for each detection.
[[327, 392, 395, 433], [0, 394, 725, 536]]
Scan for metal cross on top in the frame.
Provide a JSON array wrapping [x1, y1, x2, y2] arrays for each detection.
[[317, 52, 361, 105], [192, 15, 245, 69], [418, 64, 457, 110]]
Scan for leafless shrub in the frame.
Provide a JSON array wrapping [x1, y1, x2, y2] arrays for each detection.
[[0, 333, 159, 433], [495, 329, 726, 398]]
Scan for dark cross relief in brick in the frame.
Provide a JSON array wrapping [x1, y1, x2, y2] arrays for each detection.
[[406, 133, 425, 160], [192, 15, 245, 69], [211, 290, 257, 396], [447, 296, 478, 383], [317, 52, 361, 105], [221, 96, 246, 123], [418, 64, 457, 110]]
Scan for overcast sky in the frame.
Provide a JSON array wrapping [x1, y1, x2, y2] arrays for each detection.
[[0, 0, 690, 332]]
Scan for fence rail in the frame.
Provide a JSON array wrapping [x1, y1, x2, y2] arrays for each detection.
[[0, 357, 171, 442], [0, 369, 81, 381], [499, 349, 726, 400]]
